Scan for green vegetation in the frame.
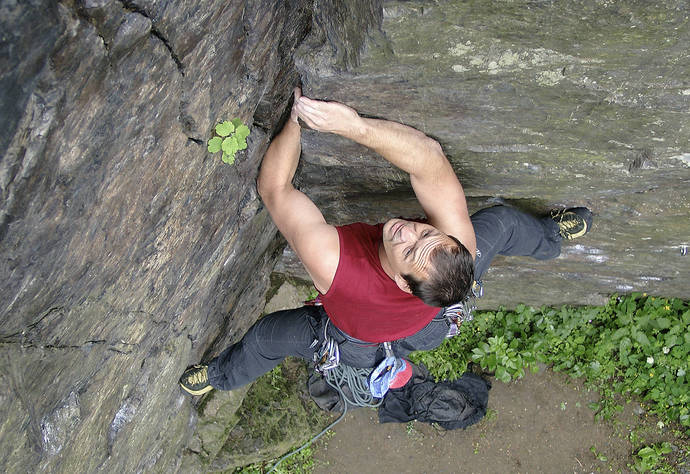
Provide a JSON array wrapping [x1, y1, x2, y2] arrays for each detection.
[[218, 359, 330, 473], [410, 294, 689, 432], [229, 363, 327, 448], [306, 287, 320, 302], [234, 446, 315, 474], [633, 442, 674, 473], [230, 293, 688, 472], [208, 118, 250, 165]]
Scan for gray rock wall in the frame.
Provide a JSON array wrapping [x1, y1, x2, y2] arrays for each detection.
[[0, 0, 380, 472], [1, 0, 688, 472], [284, 0, 690, 309]]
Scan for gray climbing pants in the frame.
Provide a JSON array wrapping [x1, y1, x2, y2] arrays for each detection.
[[207, 205, 562, 390]]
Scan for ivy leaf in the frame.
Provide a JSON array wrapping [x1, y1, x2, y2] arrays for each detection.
[[231, 118, 243, 129], [495, 366, 511, 383], [637, 447, 655, 457], [682, 310, 690, 325], [207, 136, 222, 153], [235, 124, 250, 140], [222, 136, 239, 154], [664, 334, 677, 347], [221, 151, 236, 165], [237, 137, 247, 150], [633, 331, 651, 347], [655, 317, 670, 329], [216, 121, 235, 137]]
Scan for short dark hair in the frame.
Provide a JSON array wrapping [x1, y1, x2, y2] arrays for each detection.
[[403, 235, 474, 307]]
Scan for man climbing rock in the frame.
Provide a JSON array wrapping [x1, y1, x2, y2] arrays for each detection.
[[179, 88, 592, 395]]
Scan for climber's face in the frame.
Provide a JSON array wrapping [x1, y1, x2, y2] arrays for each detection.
[[381, 218, 456, 291]]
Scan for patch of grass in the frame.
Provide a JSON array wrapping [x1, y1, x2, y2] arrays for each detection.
[[483, 408, 497, 422], [232, 362, 327, 447], [233, 365, 293, 445]]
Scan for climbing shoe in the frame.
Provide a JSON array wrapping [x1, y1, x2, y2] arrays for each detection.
[[551, 207, 593, 240], [179, 364, 213, 395]]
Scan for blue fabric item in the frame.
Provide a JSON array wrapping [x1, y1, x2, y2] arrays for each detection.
[[369, 357, 407, 398]]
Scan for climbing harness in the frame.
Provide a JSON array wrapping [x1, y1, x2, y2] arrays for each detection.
[[308, 297, 342, 375], [313, 319, 385, 406]]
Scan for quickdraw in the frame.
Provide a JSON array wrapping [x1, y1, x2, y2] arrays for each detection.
[[313, 319, 340, 374], [444, 279, 483, 338]]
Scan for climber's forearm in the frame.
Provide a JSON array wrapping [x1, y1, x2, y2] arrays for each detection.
[[346, 117, 448, 180], [294, 95, 448, 183]]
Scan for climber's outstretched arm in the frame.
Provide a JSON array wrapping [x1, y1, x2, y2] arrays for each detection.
[[295, 95, 476, 255], [257, 89, 339, 293]]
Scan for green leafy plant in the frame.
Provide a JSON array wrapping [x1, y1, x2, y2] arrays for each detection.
[[471, 334, 528, 383], [589, 445, 609, 462], [410, 294, 690, 433], [207, 118, 250, 165], [632, 442, 673, 473]]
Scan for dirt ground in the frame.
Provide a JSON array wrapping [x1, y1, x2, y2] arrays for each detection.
[[309, 368, 675, 474]]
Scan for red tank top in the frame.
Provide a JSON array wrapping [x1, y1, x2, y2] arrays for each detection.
[[320, 222, 441, 343]]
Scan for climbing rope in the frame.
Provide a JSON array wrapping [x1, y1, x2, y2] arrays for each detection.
[[325, 364, 382, 408], [267, 364, 380, 473]]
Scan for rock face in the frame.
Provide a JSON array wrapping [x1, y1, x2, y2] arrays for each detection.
[[287, 0, 690, 309], [0, 0, 688, 472], [0, 0, 379, 472]]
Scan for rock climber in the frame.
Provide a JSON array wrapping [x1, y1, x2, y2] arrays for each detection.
[[179, 88, 592, 395]]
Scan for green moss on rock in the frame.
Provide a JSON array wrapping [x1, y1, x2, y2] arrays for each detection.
[[191, 359, 331, 472]]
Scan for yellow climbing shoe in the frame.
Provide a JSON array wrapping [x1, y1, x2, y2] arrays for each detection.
[[551, 207, 593, 240], [179, 364, 213, 395]]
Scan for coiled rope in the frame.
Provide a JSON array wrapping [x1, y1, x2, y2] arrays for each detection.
[[267, 364, 380, 473], [325, 364, 382, 408]]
